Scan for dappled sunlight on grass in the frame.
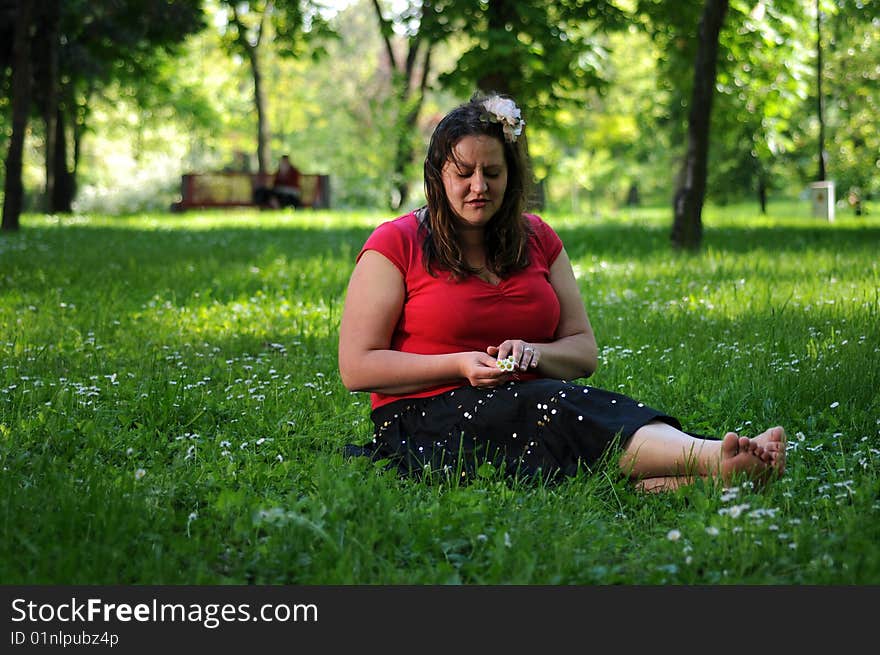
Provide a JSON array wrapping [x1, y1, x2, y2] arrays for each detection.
[[23, 208, 386, 231]]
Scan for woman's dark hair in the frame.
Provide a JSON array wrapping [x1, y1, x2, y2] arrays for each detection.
[[421, 93, 532, 279]]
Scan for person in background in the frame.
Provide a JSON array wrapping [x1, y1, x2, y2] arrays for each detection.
[[338, 93, 787, 491], [254, 154, 302, 209], [270, 155, 302, 208]]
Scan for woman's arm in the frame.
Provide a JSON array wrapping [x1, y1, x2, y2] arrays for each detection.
[[490, 248, 598, 381], [338, 250, 507, 394]]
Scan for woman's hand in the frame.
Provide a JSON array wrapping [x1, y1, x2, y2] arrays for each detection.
[[460, 351, 511, 389], [487, 340, 540, 372]]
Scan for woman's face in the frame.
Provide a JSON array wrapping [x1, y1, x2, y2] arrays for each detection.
[[441, 135, 508, 228]]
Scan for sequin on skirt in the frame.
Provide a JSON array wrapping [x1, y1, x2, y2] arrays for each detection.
[[347, 379, 685, 481]]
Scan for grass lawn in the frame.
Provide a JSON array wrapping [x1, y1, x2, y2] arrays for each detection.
[[1, 201, 878, 584]]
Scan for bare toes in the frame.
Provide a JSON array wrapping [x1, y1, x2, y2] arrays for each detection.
[[722, 433, 739, 458], [770, 426, 787, 444]]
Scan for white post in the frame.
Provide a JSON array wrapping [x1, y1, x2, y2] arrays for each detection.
[[810, 181, 835, 221]]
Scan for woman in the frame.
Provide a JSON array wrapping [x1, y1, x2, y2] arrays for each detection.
[[271, 155, 302, 209], [338, 94, 786, 491]]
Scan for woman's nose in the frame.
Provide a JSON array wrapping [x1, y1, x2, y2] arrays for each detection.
[[471, 173, 488, 193]]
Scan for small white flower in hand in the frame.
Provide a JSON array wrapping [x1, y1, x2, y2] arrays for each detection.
[[496, 355, 517, 372]]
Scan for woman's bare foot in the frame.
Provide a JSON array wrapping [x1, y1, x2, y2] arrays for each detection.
[[622, 422, 787, 493], [751, 426, 787, 474], [718, 432, 777, 485], [633, 434, 766, 493]]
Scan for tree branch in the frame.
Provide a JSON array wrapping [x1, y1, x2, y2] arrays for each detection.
[[371, 0, 398, 70]]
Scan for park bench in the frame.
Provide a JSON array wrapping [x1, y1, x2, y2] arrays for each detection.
[[170, 171, 330, 211]]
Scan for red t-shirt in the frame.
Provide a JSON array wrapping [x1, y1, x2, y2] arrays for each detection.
[[274, 165, 300, 189], [357, 211, 564, 409]]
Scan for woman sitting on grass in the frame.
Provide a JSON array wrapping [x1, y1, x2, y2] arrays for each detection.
[[338, 94, 786, 492]]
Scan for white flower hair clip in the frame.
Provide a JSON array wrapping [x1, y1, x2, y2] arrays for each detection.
[[480, 96, 525, 143]]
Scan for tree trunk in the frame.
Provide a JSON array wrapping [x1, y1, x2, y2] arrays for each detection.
[[42, 0, 61, 211], [232, 5, 271, 175], [815, 0, 827, 181], [2, 0, 35, 232], [476, 0, 516, 96], [626, 183, 640, 206], [248, 43, 271, 175], [758, 174, 767, 214], [671, 0, 728, 250], [390, 41, 433, 210], [389, 74, 414, 209], [51, 108, 76, 213], [372, 0, 434, 210]]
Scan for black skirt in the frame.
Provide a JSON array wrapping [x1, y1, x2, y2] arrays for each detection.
[[347, 379, 689, 481]]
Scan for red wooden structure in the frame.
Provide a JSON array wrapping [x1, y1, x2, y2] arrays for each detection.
[[171, 172, 330, 211]]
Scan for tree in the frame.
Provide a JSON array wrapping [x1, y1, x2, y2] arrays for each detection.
[[1, 0, 33, 231], [0, 0, 206, 215], [671, 0, 728, 250], [817, 0, 879, 201], [814, 0, 827, 181], [38, 1, 60, 213], [443, 1, 626, 129], [218, 0, 284, 175], [538, 28, 667, 213], [708, 0, 811, 213], [444, 0, 629, 209], [69, 1, 205, 211], [704, 0, 877, 211], [216, 0, 333, 175], [368, 0, 463, 209], [367, 0, 627, 209]]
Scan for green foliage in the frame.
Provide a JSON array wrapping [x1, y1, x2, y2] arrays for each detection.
[[0, 0, 207, 217], [50, 0, 206, 130], [536, 28, 677, 212], [820, 1, 880, 197], [4, 1, 877, 215], [439, 1, 629, 130], [216, 0, 334, 58], [706, 0, 812, 202], [0, 205, 878, 583], [634, 0, 879, 206]]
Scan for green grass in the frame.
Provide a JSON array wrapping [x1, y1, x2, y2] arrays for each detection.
[[1, 201, 878, 584]]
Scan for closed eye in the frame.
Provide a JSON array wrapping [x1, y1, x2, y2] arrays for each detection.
[[457, 169, 501, 179]]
